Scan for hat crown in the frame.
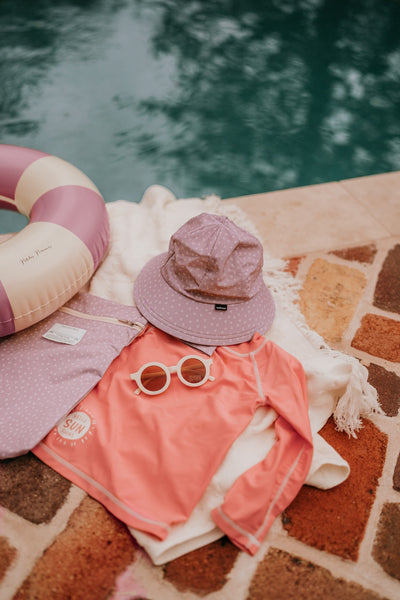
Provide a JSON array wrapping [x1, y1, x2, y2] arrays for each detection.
[[161, 213, 264, 303]]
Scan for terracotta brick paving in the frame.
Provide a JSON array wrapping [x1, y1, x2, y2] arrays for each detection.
[[299, 258, 367, 344], [248, 548, 388, 600], [1, 454, 71, 524], [394, 455, 400, 492], [282, 418, 388, 562], [374, 245, 400, 313], [13, 497, 137, 600], [352, 314, 400, 363], [1, 183, 400, 599]]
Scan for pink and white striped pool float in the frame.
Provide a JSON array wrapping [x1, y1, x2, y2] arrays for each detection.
[[0, 144, 110, 337]]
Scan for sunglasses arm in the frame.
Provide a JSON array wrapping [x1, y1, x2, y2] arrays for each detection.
[[129, 373, 142, 394]]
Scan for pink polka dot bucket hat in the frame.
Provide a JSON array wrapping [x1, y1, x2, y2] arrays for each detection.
[[134, 213, 275, 346]]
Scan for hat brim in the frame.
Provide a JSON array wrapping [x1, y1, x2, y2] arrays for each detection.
[[134, 253, 275, 346]]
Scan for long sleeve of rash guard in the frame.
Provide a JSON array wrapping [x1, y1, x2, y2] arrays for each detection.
[[211, 344, 313, 554]]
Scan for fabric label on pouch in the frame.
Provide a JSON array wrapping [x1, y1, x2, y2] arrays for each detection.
[[43, 323, 87, 345]]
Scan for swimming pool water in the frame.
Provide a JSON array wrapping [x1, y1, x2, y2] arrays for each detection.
[[1, 0, 400, 233]]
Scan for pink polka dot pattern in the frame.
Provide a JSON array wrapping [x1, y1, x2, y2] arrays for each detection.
[[134, 213, 275, 346], [0, 293, 146, 459]]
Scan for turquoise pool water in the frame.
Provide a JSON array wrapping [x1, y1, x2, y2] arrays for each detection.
[[1, 0, 400, 233]]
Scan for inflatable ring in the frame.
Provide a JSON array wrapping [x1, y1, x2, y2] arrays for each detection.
[[0, 144, 110, 337]]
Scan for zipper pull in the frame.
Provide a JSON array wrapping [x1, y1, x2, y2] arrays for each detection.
[[118, 319, 145, 330]]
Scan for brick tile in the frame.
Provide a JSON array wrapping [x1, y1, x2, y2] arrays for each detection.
[[367, 363, 400, 417], [394, 454, 400, 492], [299, 259, 366, 344], [331, 244, 377, 264], [352, 314, 400, 363], [282, 418, 387, 561], [0, 453, 71, 524], [163, 537, 239, 595], [247, 548, 388, 600], [0, 536, 17, 581], [14, 496, 137, 600], [372, 503, 400, 581], [284, 256, 304, 276], [374, 244, 400, 314]]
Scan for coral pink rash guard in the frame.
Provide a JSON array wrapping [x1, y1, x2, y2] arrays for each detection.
[[34, 326, 313, 555]]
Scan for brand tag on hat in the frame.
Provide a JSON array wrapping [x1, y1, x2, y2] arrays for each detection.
[[43, 323, 87, 345], [214, 304, 227, 311]]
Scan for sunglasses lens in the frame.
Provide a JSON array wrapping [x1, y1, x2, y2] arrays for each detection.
[[180, 358, 207, 384], [140, 365, 168, 392]]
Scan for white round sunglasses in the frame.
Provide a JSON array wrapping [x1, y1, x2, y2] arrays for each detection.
[[129, 355, 214, 395]]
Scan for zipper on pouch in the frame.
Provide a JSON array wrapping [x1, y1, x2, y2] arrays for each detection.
[[58, 306, 145, 331]]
